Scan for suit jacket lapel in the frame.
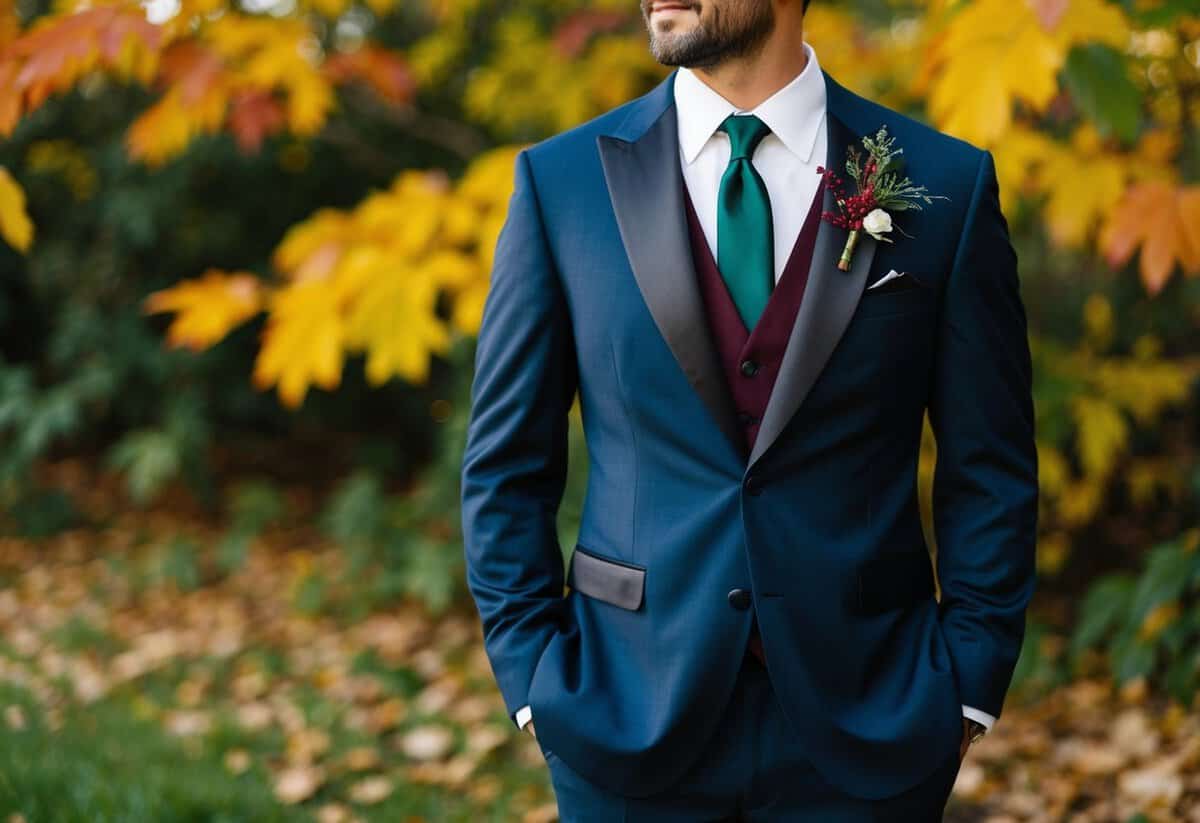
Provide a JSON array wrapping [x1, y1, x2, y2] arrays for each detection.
[[597, 72, 745, 458], [597, 67, 875, 470], [747, 105, 876, 469]]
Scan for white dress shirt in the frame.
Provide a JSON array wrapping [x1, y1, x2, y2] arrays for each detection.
[[517, 39, 995, 735], [675, 40, 826, 284]]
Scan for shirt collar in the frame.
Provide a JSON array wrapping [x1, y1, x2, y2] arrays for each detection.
[[673, 40, 825, 167]]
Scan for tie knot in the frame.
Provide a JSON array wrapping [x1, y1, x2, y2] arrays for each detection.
[[719, 113, 771, 161]]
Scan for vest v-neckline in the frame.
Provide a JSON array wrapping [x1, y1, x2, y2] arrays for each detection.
[[683, 178, 826, 341]]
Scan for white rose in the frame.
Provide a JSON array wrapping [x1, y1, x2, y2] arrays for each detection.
[[862, 208, 893, 241]]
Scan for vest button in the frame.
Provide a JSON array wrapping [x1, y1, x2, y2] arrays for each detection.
[[737, 411, 758, 426], [744, 474, 763, 495], [728, 588, 752, 610], [739, 359, 760, 377]]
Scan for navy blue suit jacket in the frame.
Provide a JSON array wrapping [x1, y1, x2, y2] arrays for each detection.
[[460, 66, 1038, 800]]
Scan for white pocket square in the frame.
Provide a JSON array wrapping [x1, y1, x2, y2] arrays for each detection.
[[866, 269, 909, 290]]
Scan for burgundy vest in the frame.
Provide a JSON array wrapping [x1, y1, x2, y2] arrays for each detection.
[[682, 176, 826, 665], [682, 176, 827, 459]]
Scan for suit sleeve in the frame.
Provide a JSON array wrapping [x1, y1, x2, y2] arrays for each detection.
[[928, 148, 1039, 720], [460, 148, 577, 728]]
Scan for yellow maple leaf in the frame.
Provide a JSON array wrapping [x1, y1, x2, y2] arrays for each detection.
[[424, 249, 480, 291], [127, 84, 227, 166], [208, 16, 334, 137], [1040, 126, 1128, 249], [143, 269, 264, 351], [0, 166, 33, 252], [923, 0, 1129, 146], [451, 280, 489, 337], [1091, 357, 1194, 426], [283, 69, 335, 136], [252, 280, 345, 407], [1036, 441, 1071, 498], [273, 208, 354, 280], [456, 145, 523, 210], [343, 255, 450, 386], [363, 172, 450, 258], [1100, 180, 1200, 294], [1071, 394, 1128, 479], [475, 209, 506, 275], [1058, 477, 1105, 526], [802, 5, 884, 94], [993, 126, 1059, 214]]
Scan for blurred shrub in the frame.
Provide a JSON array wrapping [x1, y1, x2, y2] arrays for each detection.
[[1070, 529, 1200, 706]]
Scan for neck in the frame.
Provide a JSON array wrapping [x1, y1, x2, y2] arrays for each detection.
[[689, 27, 809, 112]]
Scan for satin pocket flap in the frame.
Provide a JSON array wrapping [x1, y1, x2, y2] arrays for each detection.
[[568, 546, 646, 611]]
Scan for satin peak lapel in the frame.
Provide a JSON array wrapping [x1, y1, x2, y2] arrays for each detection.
[[748, 102, 877, 468], [597, 72, 745, 459]]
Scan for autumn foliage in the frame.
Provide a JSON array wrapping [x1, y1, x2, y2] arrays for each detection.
[[0, 0, 1198, 703]]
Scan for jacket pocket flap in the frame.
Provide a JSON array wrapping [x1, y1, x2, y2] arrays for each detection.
[[568, 546, 646, 611]]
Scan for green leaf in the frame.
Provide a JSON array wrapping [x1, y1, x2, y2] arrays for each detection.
[[105, 429, 183, 506], [1070, 573, 1134, 660], [1063, 44, 1142, 145], [226, 479, 285, 535], [161, 536, 201, 592], [1112, 633, 1156, 683], [216, 531, 250, 574], [1122, 0, 1199, 27], [1164, 648, 1199, 706], [319, 469, 388, 545], [1128, 542, 1193, 621]]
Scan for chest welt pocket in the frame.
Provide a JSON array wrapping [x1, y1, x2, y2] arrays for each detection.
[[568, 545, 646, 611], [853, 282, 937, 320]]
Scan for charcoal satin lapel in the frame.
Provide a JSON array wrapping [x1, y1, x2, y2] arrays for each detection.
[[747, 104, 877, 469], [596, 77, 745, 459]]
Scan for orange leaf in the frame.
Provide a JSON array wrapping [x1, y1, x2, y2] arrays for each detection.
[[552, 9, 632, 58], [322, 46, 416, 105], [10, 6, 162, 112], [1101, 182, 1200, 295], [227, 88, 287, 153], [126, 43, 230, 165], [0, 58, 19, 135]]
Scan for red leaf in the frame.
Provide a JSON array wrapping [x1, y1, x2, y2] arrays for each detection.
[[228, 89, 287, 153]]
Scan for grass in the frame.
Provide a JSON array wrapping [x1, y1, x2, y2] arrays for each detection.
[[0, 684, 298, 822]]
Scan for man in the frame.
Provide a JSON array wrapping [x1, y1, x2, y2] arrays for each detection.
[[460, 0, 1038, 819]]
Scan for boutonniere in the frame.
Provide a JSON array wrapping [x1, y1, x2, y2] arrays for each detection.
[[816, 126, 949, 271]]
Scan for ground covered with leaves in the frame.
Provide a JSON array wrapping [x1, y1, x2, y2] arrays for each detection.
[[1, 463, 1197, 822]]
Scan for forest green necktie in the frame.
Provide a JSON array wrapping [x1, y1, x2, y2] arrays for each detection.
[[716, 113, 774, 331]]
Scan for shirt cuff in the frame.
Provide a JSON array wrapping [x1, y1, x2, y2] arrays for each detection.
[[515, 704, 533, 729], [962, 705, 996, 730]]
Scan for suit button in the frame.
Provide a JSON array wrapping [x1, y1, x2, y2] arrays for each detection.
[[743, 474, 763, 495], [728, 588, 752, 610], [739, 359, 760, 377]]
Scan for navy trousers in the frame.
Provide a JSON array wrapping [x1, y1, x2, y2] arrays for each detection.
[[534, 650, 963, 822]]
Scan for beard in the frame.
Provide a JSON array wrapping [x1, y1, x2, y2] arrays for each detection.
[[640, 1, 776, 68]]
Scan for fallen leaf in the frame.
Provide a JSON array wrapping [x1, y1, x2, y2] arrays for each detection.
[[399, 724, 454, 761], [273, 764, 325, 804], [347, 775, 393, 804]]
